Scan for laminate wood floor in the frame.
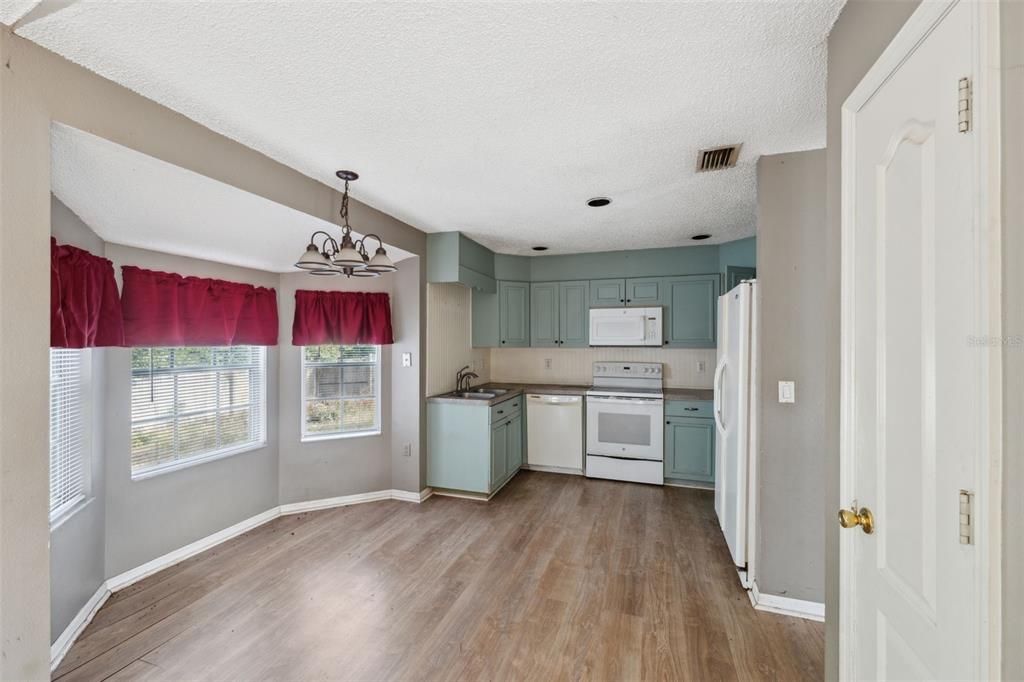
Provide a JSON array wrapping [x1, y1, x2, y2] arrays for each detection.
[[55, 471, 823, 681]]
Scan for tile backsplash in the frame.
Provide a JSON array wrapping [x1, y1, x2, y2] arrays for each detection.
[[489, 347, 717, 388]]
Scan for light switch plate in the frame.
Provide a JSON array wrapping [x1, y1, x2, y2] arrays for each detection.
[[544, 358, 552, 370], [401, 352, 412, 367], [778, 380, 795, 403], [697, 360, 706, 373]]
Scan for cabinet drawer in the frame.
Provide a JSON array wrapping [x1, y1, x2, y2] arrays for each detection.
[[665, 400, 713, 418], [490, 397, 522, 423]]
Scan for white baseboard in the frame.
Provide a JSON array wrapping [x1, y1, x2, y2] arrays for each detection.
[[748, 581, 825, 622], [50, 583, 110, 671], [106, 507, 281, 592], [664, 479, 714, 491], [522, 464, 583, 476], [56, 488, 428, 671]]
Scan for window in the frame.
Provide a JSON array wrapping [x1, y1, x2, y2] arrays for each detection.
[[131, 346, 266, 477], [302, 345, 381, 439], [50, 348, 89, 523]]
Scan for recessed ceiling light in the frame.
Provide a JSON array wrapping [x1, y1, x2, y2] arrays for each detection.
[[532, 246, 549, 252], [691, 234, 712, 241], [586, 197, 611, 207]]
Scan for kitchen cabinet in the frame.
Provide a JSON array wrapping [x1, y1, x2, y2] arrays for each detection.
[[426, 232, 497, 293], [530, 282, 559, 347], [624, 277, 665, 306], [664, 412, 715, 484], [664, 275, 719, 347], [428, 396, 524, 496], [589, 279, 626, 307], [531, 281, 589, 347], [499, 281, 530, 347]]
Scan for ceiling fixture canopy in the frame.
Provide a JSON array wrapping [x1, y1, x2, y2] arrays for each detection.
[[294, 170, 397, 277]]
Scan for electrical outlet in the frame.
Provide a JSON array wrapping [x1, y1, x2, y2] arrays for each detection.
[[544, 358, 552, 370], [401, 352, 412, 368], [697, 360, 706, 373], [402, 443, 412, 457]]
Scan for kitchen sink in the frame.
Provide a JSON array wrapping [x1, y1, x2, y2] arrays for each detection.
[[471, 387, 508, 395], [454, 392, 495, 399]]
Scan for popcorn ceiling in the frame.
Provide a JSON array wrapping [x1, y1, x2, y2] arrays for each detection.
[[25, 0, 845, 255]]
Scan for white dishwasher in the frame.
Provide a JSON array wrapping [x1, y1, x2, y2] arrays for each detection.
[[526, 394, 584, 474]]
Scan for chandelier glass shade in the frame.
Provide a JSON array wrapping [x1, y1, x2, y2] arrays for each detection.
[[293, 171, 398, 278]]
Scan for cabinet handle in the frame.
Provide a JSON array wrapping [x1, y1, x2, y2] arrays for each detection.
[[497, 410, 504, 415], [684, 407, 699, 412], [501, 340, 506, 344], [619, 298, 624, 302], [626, 299, 631, 303]]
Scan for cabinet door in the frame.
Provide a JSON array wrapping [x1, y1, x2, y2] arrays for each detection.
[[625, 277, 665, 307], [490, 421, 508, 486], [506, 415, 523, 473], [499, 281, 530, 347], [665, 275, 719, 347], [530, 282, 559, 348], [664, 417, 715, 482], [471, 290, 499, 348], [589, 278, 626, 307], [558, 280, 590, 347]]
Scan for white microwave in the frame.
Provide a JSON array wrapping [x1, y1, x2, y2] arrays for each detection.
[[588, 307, 663, 346]]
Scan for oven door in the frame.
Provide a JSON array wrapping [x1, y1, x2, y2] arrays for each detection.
[[586, 395, 664, 460]]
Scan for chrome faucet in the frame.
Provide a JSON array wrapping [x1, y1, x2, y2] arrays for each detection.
[[455, 365, 479, 392]]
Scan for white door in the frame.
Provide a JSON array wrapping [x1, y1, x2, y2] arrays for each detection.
[[840, 1, 994, 679]]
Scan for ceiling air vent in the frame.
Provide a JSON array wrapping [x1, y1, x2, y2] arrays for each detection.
[[696, 144, 742, 172]]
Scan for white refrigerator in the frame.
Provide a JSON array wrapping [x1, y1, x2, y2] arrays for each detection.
[[713, 279, 758, 588]]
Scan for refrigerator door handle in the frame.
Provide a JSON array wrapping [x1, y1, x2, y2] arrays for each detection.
[[713, 359, 727, 433]]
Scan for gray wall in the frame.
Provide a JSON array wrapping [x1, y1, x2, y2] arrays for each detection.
[[823, 2, 920, 679], [102, 244, 282, 578], [1001, 1, 1023, 677], [755, 150, 826, 603], [389, 258, 426, 492], [276, 272, 392, 504], [49, 197, 108, 641]]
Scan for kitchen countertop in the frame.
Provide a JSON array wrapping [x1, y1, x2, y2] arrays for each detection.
[[663, 387, 714, 401], [428, 383, 712, 405]]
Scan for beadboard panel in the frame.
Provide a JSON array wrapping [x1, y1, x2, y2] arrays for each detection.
[[426, 283, 490, 395], [490, 347, 717, 388]]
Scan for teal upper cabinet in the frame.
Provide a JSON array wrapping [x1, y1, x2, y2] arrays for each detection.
[[532, 280, 589, 346], [558, 281, 589, 347], [499, 281, 530, 347], [665, 275, 719, 347], [664, 415, 715, 483], [590, 279, 626, 307], [530, 283, 559, 347], [531, 281, 589, 347], [625, 277, 665, 306], [426, 232, 497, 293]]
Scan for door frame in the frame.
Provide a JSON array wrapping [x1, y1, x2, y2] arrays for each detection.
[[839, 0, 1003, 678]]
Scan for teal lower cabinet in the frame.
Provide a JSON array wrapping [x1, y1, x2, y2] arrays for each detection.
[[428, 397, 524, 496], [664, 401, 715, 484]]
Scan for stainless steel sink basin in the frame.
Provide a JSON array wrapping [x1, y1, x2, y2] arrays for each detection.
[[454, 392, 495, 400], [472, 388, 508, 395]]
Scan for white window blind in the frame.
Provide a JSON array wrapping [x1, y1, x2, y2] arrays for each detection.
[[50, 348, 88, 522], [131, 346, 266, 477], [302, 345, 381, 438]]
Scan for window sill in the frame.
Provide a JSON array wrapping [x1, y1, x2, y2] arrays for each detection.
[[131, 440, 268, 481], [50, 495, 93, 531], [301, 430, 382, 444]]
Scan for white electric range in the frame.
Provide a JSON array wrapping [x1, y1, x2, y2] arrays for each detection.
[[585, 362, 664, 485]]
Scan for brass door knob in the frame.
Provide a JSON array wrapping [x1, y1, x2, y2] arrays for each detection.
[[838, 506, 875, 534]]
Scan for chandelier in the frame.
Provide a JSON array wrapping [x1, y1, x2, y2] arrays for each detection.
[[294, 170, 397, 277]]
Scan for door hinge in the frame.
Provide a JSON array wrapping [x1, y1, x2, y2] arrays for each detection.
[[959, 490, 974, 545], [958, 77, 972, 133]]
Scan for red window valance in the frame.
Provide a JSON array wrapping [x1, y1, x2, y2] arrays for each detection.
[[51, 238, 125, 348], [121, 266, 278, 346], [292, 290, 394, 346]]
